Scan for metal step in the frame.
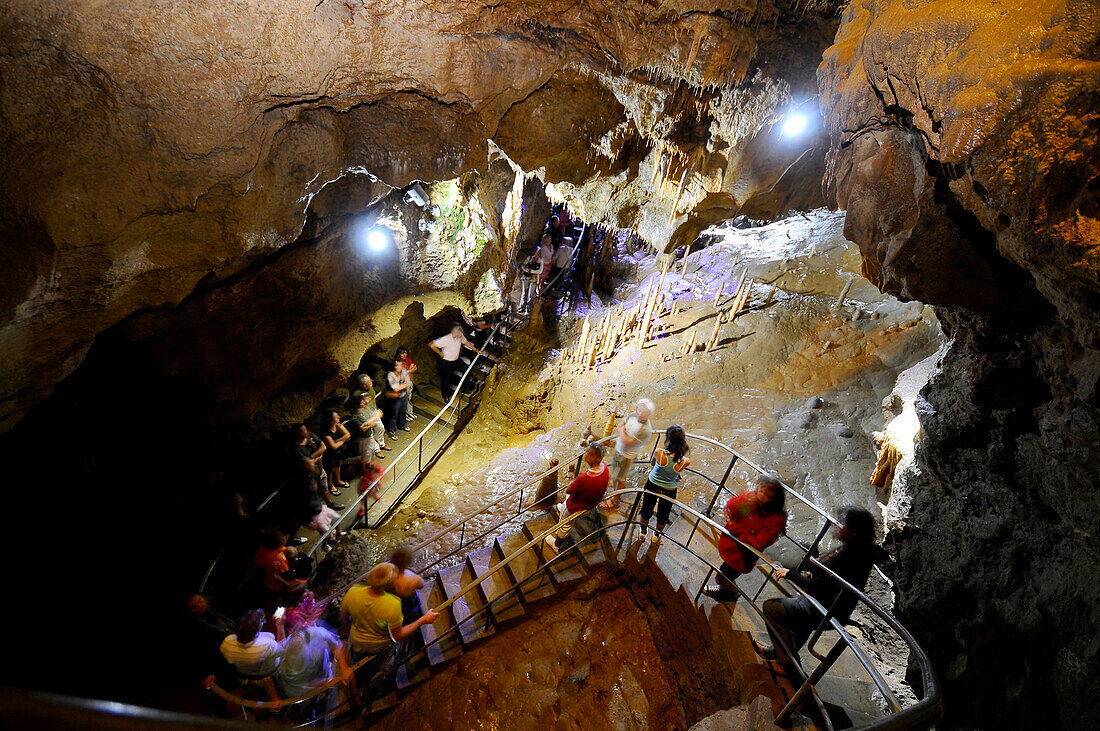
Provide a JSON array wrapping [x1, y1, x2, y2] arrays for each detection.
[[466, 548, 526, 624], [494, 533, 556, 603], [418, 579, 463, 667], [438, 563, 495, 646]]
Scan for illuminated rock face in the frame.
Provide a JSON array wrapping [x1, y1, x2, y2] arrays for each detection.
[[0, 0, 837, 431], [819, 1, 1100, 726]]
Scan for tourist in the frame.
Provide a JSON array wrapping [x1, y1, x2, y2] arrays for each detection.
[[187, 593, 235, 637], [220, 609, 285, 686], [430, 324, 483, 401], [639, 425, 691, 545], [548, 236, 574, 285], [284, 590, 326, 632], [754, 506, 887, 669], [255, 531, 307, 607], [319, 410, 351, 496], [519, 247, 543, 312], [538, 234, 554, 293], [350, 392, 388, 466], [339, 563, 439, 676], [356, 460, 384, 517], [382, 358, 411, 440], [347, 373, 376, 412], [704, 474, 788, 603], [389, 546, 425, 623], [290, 424, 326, 483], [545, 443, 609, 552], [544, 214, 564, 248], [275, 610, 349, 701], [395, 346, 418, 420], [602, 399, 655, 510]]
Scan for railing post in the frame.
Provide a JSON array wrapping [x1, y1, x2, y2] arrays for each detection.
[[694, 566, 715, 604], [459, 522, 465, 548], [615, 491, 642, 552], [796, 521, 831, 574], [775, 639, 848, 724], [518, 487, 524, 515], [687, 454, 738, 545], [418, 435, 422, 472]]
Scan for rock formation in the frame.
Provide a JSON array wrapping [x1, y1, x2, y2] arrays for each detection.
[[819, 0, 1100, 726], [0, 0, 836, 431]]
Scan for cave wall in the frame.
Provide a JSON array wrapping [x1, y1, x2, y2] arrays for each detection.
[[0, 0, 841, 431], [818, 0, 1100, 726]]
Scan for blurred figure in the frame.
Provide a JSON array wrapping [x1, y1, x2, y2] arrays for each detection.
[[255, 531, 307, 607], [639, 425, 691, 545], [519, 247, 543, 313], [548, 236, 574, 285], [339, 563, 439, 677], [602, 399, 655, 510], [754, 506, 887, 668], [537, 234, 554, 293], [275, 607, 349, 702], [704, 474, 788, 603], [389, 546, 425, 623], [220, 609, 285, 697], [356, 460, 385, 518]]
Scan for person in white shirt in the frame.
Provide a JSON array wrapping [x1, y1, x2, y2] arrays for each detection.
[[602, 399, 655, 509], [519, 247, 543, 312], [430, 325, 482, 400], [548, 236, 574, 285], [220, 608, 286, 702]]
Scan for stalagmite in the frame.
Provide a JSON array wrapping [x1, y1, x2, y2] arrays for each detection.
[[834, 275, 854, 310], [650, 153, 665, 187], [669, 166, 691, 224], [577, 316, 591, 367], [766, 280, 779, 305], [636, 265, 668, 347], [587, 272, 596, 298], [684, 330, 697, 355], [705, 311, 724, 351]]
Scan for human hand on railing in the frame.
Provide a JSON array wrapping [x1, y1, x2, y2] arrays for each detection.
[[774, 567, 789, 579], [420, 609, 440, 625]]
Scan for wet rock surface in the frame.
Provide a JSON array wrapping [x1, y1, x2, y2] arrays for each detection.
[[819, 0, 1100, 726]]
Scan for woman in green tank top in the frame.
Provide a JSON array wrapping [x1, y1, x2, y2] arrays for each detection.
[[639, 425, 691, 546]]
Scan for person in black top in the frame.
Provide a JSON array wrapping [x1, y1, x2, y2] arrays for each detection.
[[754, 506, 888, 667]]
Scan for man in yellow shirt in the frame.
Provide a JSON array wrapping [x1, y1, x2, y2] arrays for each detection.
[[339, 563, 438, 677]]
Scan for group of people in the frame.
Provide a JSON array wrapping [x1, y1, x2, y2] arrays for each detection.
[[516, 210, 581, 312], [536, 397, 887, 677], [215, 546, 434, 712]]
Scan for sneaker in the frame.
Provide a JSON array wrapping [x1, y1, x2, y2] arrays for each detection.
[[408, 412, 418, 420], [702, 586, 735, 602], [380, 444, 392, 451], [328, 503, 345, 511], [401, 426, 411, 432], [289, 536, 308, 546], [387, 431, 397, 440], [751, 638, 777, 660], [543, 535, 559, 553], [650, 533, 662, 546]]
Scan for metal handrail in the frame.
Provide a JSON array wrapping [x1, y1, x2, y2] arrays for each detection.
[[306, 320, 506, 555], [209, 486, 938, 728]]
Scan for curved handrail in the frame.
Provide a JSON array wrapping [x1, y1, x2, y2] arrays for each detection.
[[209, 486, 940, 729]]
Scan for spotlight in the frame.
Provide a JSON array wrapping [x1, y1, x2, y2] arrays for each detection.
[[781, 112, 808, 138], [367, 228, 389, 251]]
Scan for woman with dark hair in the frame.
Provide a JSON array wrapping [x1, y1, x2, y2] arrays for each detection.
[[639, 425, 691, 546], [394, 346, 418, 420], [753, 506, 888, 670], [704, 473, 788, 603], [319, 410, 351, 496], [382, 359, 411, 440]]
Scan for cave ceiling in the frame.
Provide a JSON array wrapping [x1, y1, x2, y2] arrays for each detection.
[[0, 0, 839, 431]]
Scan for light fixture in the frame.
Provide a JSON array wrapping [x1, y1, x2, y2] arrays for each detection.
[[781, 112, 808, 138], [367, 228, 389, 251]]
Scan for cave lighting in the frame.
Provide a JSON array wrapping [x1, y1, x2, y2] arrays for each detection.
[[367, 228, 390, 251], [781, 112, 808, 138]]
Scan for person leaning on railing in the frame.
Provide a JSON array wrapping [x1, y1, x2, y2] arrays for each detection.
[[545, 443, 610, 552], [753, 506, 888, 671], [339, 563, 439, 679], [219, 609, 285, 705], [704, 474, 788, 603]]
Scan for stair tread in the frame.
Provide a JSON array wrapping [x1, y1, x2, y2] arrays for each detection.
[[420, 580, 463, 666], [497, 531, 556, 602], [438, 564, 495, 646], [467, 551, 526, 623]]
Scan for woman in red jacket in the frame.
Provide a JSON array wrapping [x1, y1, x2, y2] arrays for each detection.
[[704, 474, 787, 603]]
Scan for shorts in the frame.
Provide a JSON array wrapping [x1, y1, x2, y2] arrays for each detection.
[[608, 450, 637, 485]]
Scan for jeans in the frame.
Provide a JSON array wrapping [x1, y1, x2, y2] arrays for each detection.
[[383, 394, 407, 434], [438, 359, 464, 401], [763, 596, 819, 664]]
